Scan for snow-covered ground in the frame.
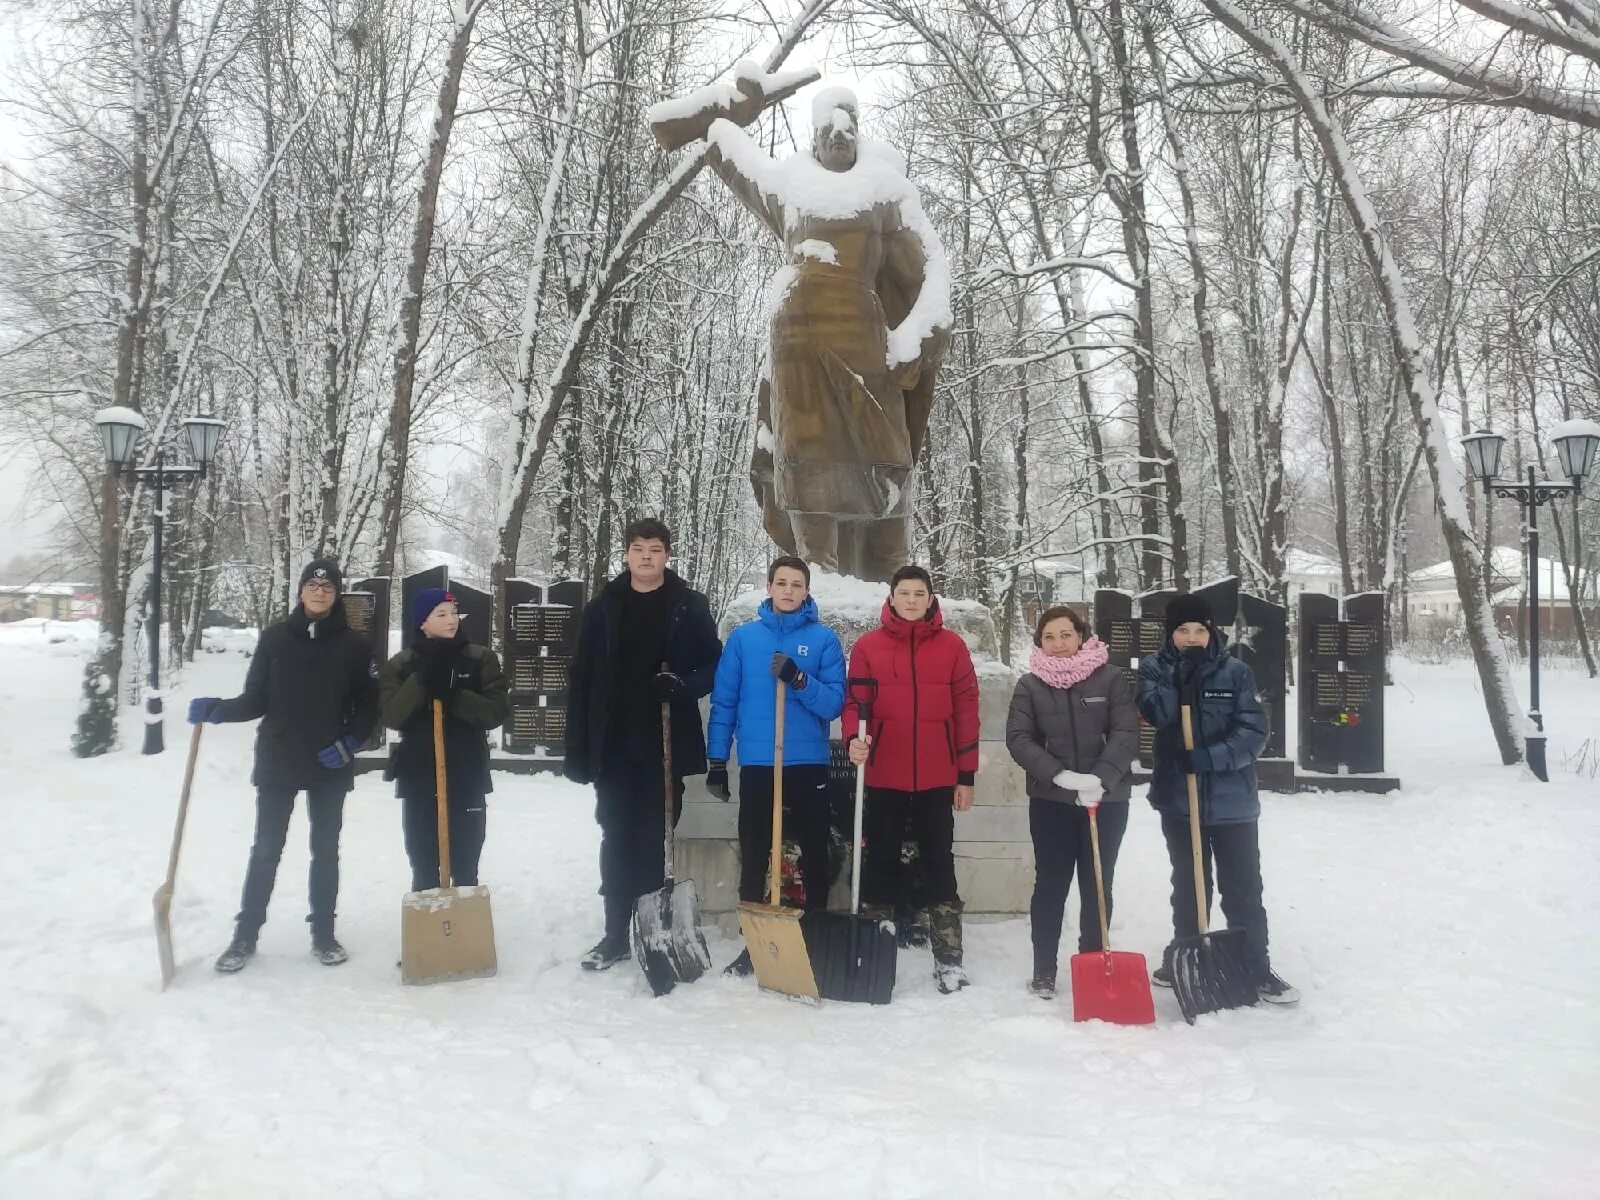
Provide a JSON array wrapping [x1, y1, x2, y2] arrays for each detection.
[[2, 618, 1597, 1198]]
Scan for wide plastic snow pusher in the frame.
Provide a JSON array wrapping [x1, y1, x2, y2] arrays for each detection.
[[154, 724, 204, 990], [1169, 696, 1257, 1024], [802, 689, 896, 1004], [631, 682, 712, 997], [738, 681, 820, 1003], [401, 700, 498, 985], [1070, 804, 1154, 1025]]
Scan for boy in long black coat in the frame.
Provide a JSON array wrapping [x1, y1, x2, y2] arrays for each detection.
[[563, 519, 721, 970]]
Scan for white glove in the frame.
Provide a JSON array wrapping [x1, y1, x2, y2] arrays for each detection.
[[1053, 769, 1098, 792]]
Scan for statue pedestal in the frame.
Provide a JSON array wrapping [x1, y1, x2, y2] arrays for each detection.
[[677, 576, 1033, 930]]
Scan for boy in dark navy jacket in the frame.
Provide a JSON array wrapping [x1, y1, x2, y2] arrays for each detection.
[[1137, 592, 1297, 1005]]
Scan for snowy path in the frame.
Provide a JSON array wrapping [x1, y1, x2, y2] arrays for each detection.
[[2, 623, 1597, 1198]]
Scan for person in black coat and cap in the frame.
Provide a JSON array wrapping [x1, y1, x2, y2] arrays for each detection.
[[563, 518, 722, 971], [189, 559, 380, 971], [378, 587, 509, 893], [1136, 591, 1297, 1004]]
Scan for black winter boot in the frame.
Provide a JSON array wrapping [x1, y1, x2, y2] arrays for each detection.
[[214, 935, 257, 974], [580, 934, 631, 971], [311, 932, 348, 966]]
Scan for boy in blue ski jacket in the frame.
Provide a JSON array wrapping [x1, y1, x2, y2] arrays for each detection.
[[1137, 592, 1297, 1004], [706, 556, 846, 975]]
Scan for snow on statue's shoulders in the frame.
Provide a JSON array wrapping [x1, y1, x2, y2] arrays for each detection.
[[765, 140, 916, 222]]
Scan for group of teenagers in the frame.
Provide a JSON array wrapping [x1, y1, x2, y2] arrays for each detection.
[[186, 518, 1296, 1005]]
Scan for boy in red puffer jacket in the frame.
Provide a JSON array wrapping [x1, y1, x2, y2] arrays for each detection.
[[843, 565, 981, 993]]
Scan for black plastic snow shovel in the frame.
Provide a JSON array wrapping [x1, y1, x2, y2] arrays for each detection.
[[631, 678, 712, 997], [803, 688, 897, 1004], [1170, 694, 1258, 1024], [154, 724, 203, 990]]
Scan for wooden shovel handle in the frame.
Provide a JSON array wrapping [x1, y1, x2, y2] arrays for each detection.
[[661, 665, 675, 885], [771, 680, 786, 907], [433, 699, 452, 890], [165, 724, 203, 891], [1087, 804, 1110, 952], [1180, 702, 1206, 936]]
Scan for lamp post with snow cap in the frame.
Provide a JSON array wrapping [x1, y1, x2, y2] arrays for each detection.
[[1460, 420, 1600, 781], [94, 408, 227, 755]]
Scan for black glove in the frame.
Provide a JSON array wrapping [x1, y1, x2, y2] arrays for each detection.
[[1177, 646, 1207, 695], [706, 761, 730, 801], [770, 652, 805, 689], [418, 641, 458, 699], [653, 671, 683, 701]]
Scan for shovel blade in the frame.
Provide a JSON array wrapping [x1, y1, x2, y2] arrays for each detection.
[[737, 901, 819, 1002], [801, 912, 896, 1004], [401, 885, 498, 985], [1170, 929, 1258, 1024], [1069, 949, 1155, 1025], [632, 879, 712, 997], [153, 883, 176, 990]]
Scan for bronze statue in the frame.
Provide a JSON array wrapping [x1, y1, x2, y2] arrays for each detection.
[[652, 77, 950, 582]]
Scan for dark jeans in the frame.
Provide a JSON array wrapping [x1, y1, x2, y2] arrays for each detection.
[[594, 735, 684, 938], [401, 791, 487, 892], [861, 786, 959, 912], [1029, 798, 1129, 968], [1160, 814, 1270, 979], [736, 764, 832, 910], [235, 783, 346, 939]]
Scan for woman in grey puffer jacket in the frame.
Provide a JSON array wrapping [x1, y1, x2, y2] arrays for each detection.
[[1006, 606, 1140, 998]]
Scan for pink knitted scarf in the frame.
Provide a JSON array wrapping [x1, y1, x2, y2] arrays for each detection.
[[1028, 636, 1109, 690]]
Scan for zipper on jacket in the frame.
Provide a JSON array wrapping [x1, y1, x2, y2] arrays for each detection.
[[909, 630, 919, 791], [1066, 682, 1079, 772]]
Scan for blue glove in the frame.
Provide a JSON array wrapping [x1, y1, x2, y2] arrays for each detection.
[[1187, 747, 1213, 774], [187, 697, 223, 725], [317, 734, 362, 769]]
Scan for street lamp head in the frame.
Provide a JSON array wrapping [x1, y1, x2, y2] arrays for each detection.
[[1551, 419, 1600, 487], [1459, 430, 1504, 484], [182, 414, 226, 470], [94, 407, 146, 469]]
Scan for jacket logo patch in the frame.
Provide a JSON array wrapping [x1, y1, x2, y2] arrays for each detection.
[[797, 645, 809, 656], [1202, 688, 1233, 700], [1080, 696, 1107, 705]]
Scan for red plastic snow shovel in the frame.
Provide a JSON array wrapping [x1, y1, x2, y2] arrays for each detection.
[[1070, 804, 1155, 1025], [154, 724, 203, 989]]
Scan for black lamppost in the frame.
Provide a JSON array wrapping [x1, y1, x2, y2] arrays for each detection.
[[95, 408, 227, 755], [1460, 422, 1600, 781]]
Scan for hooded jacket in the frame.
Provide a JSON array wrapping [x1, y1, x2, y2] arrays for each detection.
[[706, 595, 846, 767], [840, 599, 980, 793], [213, 598, 380, 791], [563, 568, 722, 784], [1136, 628, 1269, 824], [379, 633, 509, 801]]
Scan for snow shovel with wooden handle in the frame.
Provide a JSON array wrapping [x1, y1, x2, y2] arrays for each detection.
[[1070, 804, 1154, 1024], [631, 673, 712, 997], [803, 686, 896, 1004], [738, 680, 820, 1002], [401, 699, 498, 985], [1169, 695, 1257, 1023], [154, 723, 203, 990]]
